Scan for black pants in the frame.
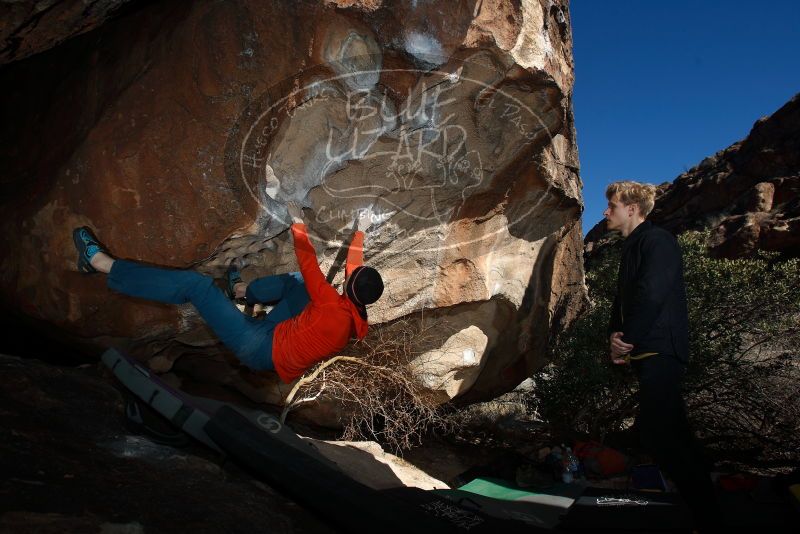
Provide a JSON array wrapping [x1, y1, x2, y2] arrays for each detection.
[[632, 354, 720, 529]]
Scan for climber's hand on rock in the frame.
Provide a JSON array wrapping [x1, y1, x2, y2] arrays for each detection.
[[286, 201, 304, 224], [356, 208, 373, 233]]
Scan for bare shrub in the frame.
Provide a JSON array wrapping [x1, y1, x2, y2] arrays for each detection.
[[681, 232, 800, 465], [280, 317, 452, 454]]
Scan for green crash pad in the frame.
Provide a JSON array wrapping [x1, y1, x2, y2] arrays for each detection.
[[433, 477, 582, 529], [459, 477, 581, 506]]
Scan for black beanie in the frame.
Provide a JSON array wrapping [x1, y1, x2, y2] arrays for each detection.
[[346, 266, 384, 306]]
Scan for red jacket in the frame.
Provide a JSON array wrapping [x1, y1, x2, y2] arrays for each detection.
[[272, 224, 369, 383]]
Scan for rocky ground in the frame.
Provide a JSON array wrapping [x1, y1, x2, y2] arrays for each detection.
[[0, 352, 516, 533], [0, 354, 334, 533]]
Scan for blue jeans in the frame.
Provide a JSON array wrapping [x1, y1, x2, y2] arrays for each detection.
[[108, 260, 309, 370]]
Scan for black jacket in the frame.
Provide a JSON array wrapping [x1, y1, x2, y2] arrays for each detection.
[[609, 221, 689, 363]]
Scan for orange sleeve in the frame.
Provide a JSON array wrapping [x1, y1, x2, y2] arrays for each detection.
[[290, 223, 331, 301], [345, 230, 365, 277]]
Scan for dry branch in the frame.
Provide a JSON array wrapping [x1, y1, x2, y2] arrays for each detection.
[[279, 318, 452, 454]]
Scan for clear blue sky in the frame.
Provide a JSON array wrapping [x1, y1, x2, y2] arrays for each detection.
[[571, 0, 800, 233]]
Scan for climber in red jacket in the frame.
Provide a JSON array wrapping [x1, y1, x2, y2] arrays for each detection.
[[227, 201, 384, 382], [73, 201, 383, 383]]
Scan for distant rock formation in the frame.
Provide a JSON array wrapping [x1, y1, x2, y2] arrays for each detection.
[[585, 93, 800, 260], [0, 0, 585, 408]]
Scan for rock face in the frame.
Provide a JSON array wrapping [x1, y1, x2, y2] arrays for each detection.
[[0, 0, 134, 66], [310, 440, 448, 490], [0, 0, 585, 408], [586, 93, 800, 259]]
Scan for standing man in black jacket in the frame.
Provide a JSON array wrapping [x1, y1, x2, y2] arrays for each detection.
[[604, 181, 719, 531]]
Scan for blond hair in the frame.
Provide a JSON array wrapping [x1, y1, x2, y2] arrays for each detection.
[[605, 181, 657, 217]]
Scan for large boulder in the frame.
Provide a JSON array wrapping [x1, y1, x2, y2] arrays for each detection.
[[0, 0, 585, 409]]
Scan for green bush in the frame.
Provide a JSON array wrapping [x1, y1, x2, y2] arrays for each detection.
[[531, 231, 800, 467]]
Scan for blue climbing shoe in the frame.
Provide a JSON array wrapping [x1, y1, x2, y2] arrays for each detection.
[[224, 260, 244, 301], [72, 226, 107, 274]]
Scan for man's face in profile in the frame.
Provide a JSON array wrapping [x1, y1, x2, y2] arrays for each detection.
[[603, 194, 629, 231]]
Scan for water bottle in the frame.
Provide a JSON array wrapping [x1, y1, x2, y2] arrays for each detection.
[[562, 463, 573, 483], [562, 447, 579, 483]]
